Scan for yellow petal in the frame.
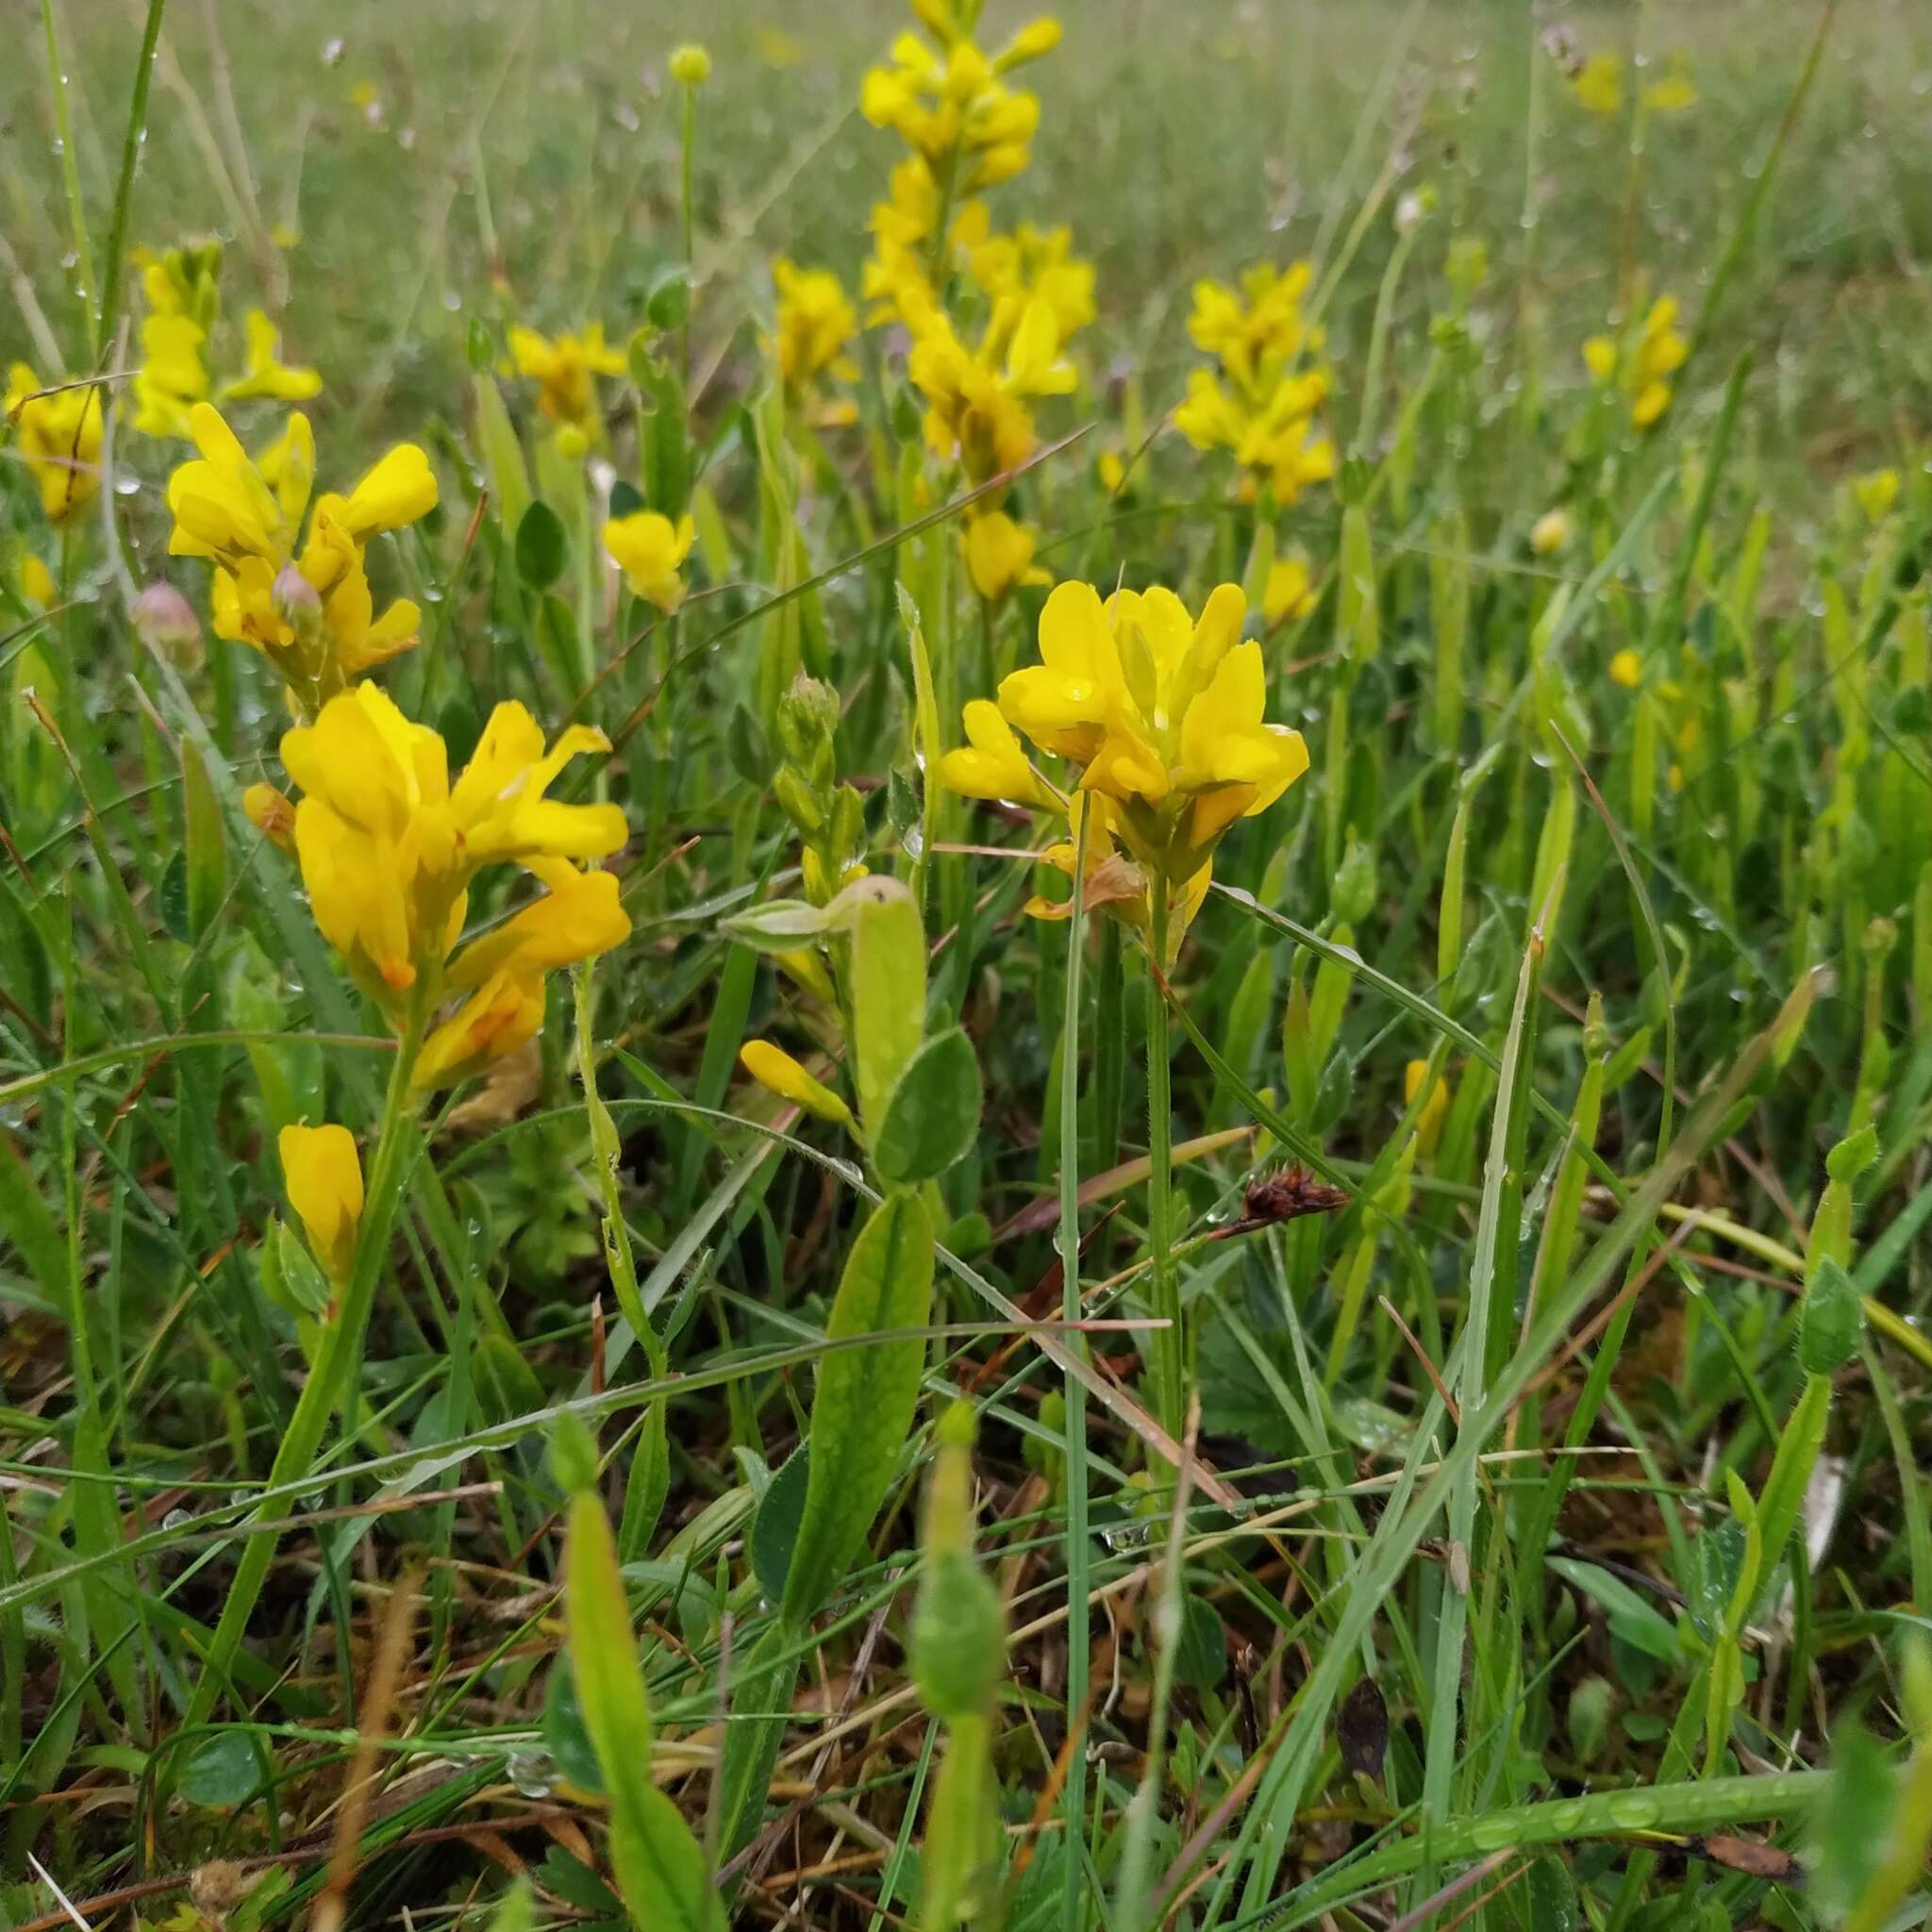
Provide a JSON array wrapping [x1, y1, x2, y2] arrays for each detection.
[[740, 1041, 854, 1126], [279, 1123, 364, 1282]]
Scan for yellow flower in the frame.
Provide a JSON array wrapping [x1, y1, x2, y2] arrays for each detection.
[[739, 1041, 855, 1127], [6, 364, 103, 523], [277, 683, 626, 1013], [965, 221, 1095, 348], [1405, 1059, 1451, 1159], [1641, 60, 1697, 113], [669, 42, 712, 86], [413, 861, 631, 1090], [908, 296, 1074, 487], [1572, 51, 1624, 116], [962, 511, 1051, 602], [1608, 648, 1642, 689], [1262, 556, 1316, 625], [756, 26, 804, 67], [221, 308, 323, 403], [1530, 508, 1574, 557], [279, 1123, 364, 1282], [605, 509, 696, 612], [1097, 448, 1126, 496], [132, 314, 210, 441], [508, 324, 626, 435], [167, 402, 437, 701], [986, 578, 1308, 869], [940, 697, 1054, 808], [771, 259, 860, 426], [1584, 297, 1688, 430], [1854, 468, 1900, 524], [1176, 263, 1336, 507]]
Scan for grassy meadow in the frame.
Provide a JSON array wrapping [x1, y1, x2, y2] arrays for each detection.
[[4, 1, 1932, 1927]]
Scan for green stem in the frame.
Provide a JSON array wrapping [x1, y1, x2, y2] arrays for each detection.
[[1057, 795, 1094, 1932], [1145, 883, 1182, 1441], [678, 80, 696, 389], [94, 0, 168, 358], [40, 0, 97, 340], [179, 1024, 425, 1739]]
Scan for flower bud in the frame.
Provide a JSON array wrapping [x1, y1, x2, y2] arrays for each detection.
[[132, 580, 204, 673], [669, 42, 711, 86], [273, 564, 323, 644], [1531, 508, 1574, 557]]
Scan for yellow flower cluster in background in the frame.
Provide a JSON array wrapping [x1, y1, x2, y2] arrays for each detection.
[[771, 259, 861, 427], [1176, 261, 1336, 507], [941, 579, 1308, 950], [1584, 294, 1688, 430], [858, 0, 1084, 591], [508, 324, 626, 450], [6, 365, 103, 523], [258, 685, 630, 1088], [130, 241, 320, 441], [166, 402, 438, 709]]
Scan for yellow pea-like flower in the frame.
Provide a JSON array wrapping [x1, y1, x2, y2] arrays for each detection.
[[1263, 556, 1316, 625], [771, 260, 860, 426], [165, 402, 437, 706], [132, 314, 211, 441], [277, 683, 626, 1009], [220, 308, 322, 404], [940, 698, 1052, 808], [6, 363, 103, 524], [508, 324, 626, 436], [278, 1123, 364, 1283], [1608, 648, 1642, 689], [740, 1041, 855, 1127], [605, 510, 697, 613], [961, 510, 1050, 602]]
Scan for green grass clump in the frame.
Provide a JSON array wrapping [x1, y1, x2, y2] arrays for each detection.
[[4, 3, 1932, 1928]]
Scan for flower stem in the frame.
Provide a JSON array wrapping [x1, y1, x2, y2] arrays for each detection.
[[179, 1024, 424, 1739], [94, 0, 169, 358], [1145, 882, 1183, 1441], [39, 0, 97, 339], [1057, 793, 1094, 1932]]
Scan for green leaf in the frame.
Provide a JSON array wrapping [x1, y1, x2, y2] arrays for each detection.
[[1800, 1254, 1863, 1374], [1810, 1720, 1895, 1921], [565, 1490, 724, 1932], [874, 1028, 982, 1184], [180, 1731, 261, 1807], [541, 1657, 604, 1793], [474, 374, 532, 534], [782, 1190, 936, 1628], [721, 897, 837, 952], [516, 500, 569, 590], [751, 1446, 810, 1605], [158, 848, 192, 943], [1548, 1556, 1682, 1662], [841, 877, 927, 1141]]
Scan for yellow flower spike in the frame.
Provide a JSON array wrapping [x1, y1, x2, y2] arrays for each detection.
[[221, 308, 323, 404], [962, 511, 1051, 602], [605, 509, 696, 613], [1263, 556, 1316, 625], [941, 698, 1053, 807], [993, 16, 1062, 71], [6, 363, 104, 524], [1608, 648, 1642, 689], [132, 314, 210, 441], [740, 1041, 856, 1127], [1405, 1059, 1451, 1160], [1530, 508, 1574, 557], [278, 1123, 364, 1283]]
